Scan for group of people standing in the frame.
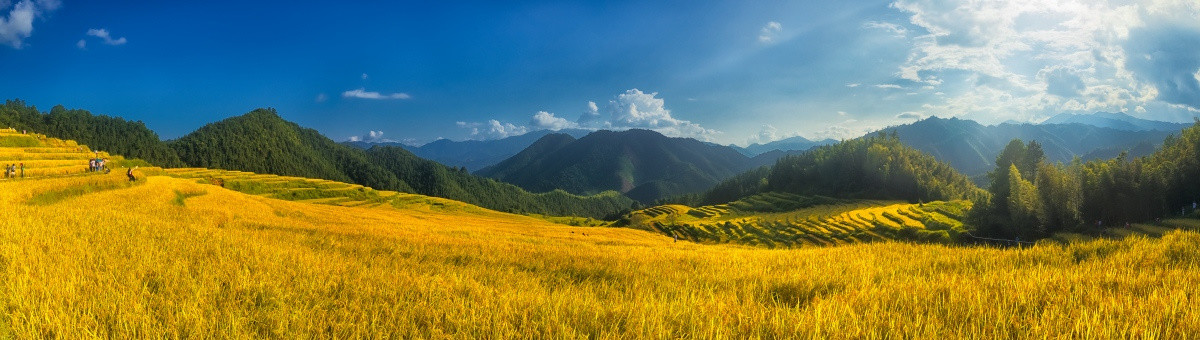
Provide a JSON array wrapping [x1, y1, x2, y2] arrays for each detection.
[[3, 163, 22, 179], [89, 158, 109, 173]]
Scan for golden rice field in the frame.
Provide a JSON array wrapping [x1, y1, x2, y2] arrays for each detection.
[[618, 192, 973, 247], [2, 134, 1200, 337]]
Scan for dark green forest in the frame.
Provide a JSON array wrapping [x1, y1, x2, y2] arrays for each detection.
[[971, 121, 1200, 239], [686, 132, 985, 206], [0, 100, 183, 166]]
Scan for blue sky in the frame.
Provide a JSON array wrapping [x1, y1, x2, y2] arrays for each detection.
[[2, 0, 1199, 146]]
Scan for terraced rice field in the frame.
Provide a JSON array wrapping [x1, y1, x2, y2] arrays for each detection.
[[0, 128, 130, 178], [619, 192, 972, 247], [163, 168, 492, 214]]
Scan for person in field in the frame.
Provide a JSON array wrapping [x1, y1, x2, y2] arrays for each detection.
[[127, 166, 138, 182], [19, 163, 23, 178], [88, 159, 95, 172]]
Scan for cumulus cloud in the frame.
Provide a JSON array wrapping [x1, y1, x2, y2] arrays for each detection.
[[457, 120, 529, 140], [460, 89, 719, 141], [578, 88, 720, 141], [530, 111, 576, 131], [886, 0, 1200, 121], [85, 28, 126, 46], [0, 0, 60, 49], [342, 88, 411, 100], [758, 21, 782, 43], [347, 130, 394, 143]]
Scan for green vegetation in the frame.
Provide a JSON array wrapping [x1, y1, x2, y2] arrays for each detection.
[[972, 122, 1200, 239], [694, 132, 983, 207], [0, 100, 183, 167], [366, 146, 638, 219]]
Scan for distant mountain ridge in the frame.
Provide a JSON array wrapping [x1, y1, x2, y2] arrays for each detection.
[[1040, 112, 1189, 131], [731, 136, 839, 157], [347, 129, 592, 171], [478, 129, 756, 203], [883, 116, 1182, 181]]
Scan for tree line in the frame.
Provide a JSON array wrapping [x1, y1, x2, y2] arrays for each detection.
[[971, 121, 1200, 239], [1, 99, 184, 166]]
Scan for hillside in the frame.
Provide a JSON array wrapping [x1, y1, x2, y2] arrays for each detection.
[[168, 109, 635, 219], [347, 129, 592, 171], [169, 108, 408, 192], [695, 133, 982, 207], [0, 100, 183, 167], [882, 116, 1180, 180], [478, 129, 752, 203], [4, 144, 1200, 336]]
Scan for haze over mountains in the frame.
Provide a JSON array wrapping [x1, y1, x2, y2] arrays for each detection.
[[884, 116, 1181, 181]]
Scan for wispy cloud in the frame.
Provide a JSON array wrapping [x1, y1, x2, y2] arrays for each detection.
[[342, 88, 411, 100], [863, 21, 907, 37], [758, 21, 782, 44], [85, 28, 127, 46]]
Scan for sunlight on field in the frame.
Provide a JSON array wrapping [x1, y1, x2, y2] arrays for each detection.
[[1, 174, 1199, 337]]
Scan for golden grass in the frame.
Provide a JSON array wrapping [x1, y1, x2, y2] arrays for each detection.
[[1, 175, 1199, 337]]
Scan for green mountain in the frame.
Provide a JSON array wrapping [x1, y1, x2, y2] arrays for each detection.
[[478, 129, 753, 203], [168, 108, 635, 218], [0, 100, 184, 167], [169, 108, 406, 192], [696, 133, 984, 206]]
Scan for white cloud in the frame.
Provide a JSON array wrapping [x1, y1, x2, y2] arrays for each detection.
[[896, 112, 925, 120], [456, 120, 529, 140], [864, 21, 907, 37], [347, 130, 394, 143], [887, 0, 1200, 121], [758, 21, 782, 43], [314, 93, 327, 103], [342, 88, 411, 100], [530, 111, 576, 131], [578, 88, 720, 141], [85, 28, 126, 46], [846, 83, 861, 88], [460, 89, 719, 141], [0, 0, 59, 49], [875, 84, 903, 89], [361, 73, 368, 80], [75, 38, 83, 49]]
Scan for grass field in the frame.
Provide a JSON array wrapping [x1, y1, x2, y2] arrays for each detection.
[[2, 132, 1200, 337]]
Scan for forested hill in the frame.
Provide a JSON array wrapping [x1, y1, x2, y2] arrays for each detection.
[[0, 100, 183, 167], [695, 133, 984, 206], [167, 108, 635, 218], [477, 129, 752, 203]]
